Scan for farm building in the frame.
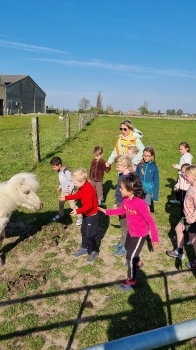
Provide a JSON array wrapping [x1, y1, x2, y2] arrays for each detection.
[[0, 75, 46, 115], [0, 75, 6, 115]]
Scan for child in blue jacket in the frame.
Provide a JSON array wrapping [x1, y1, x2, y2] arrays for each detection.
[[136, 146, 159, 207]]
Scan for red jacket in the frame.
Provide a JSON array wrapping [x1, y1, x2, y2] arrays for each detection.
[[65, 181, 98, 216], [89, 159, 111, 182]]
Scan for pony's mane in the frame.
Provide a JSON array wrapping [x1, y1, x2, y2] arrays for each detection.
[[9, 173, 39, 192]]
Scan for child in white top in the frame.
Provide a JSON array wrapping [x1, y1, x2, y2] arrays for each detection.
[[172, 142, 193, 173], [50, 156, 82, 225], [170, 142, 193, 204]]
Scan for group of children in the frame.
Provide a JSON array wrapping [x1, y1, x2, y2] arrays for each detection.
[[50, 137, 196, 291], [166, 142, 196, 269]]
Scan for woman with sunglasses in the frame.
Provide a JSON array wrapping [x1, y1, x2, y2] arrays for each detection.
[[106, 120, 145, 168]]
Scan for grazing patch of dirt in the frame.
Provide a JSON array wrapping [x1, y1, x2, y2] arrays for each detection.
[[6, 271, 47, 296]]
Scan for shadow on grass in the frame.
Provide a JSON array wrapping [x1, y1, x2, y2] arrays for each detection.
[[103, 180, 115, 203], [2, 209, 73, 260], [0, 269, 196, 349], [165, 178, 181, 247]]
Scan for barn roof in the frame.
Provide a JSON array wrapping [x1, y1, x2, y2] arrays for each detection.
[[0, 75, 27, 85], [0, 75, 46, 96]]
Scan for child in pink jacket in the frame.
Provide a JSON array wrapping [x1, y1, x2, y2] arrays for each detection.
[[99, 173, 160, 291]]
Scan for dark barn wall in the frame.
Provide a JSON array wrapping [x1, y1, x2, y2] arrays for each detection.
[[0, 76, 6, 115], [6, 77, 45, 114]]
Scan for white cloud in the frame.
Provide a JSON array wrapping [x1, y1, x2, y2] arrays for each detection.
[[0, 39, 69, 54], [30, 57, 196, 78]]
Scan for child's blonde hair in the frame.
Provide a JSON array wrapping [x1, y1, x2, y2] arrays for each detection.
[[114, 154, 133, 171], [126, 145, 139, 155], [185, 165, 196, 179], [72, 168, 88, 182]]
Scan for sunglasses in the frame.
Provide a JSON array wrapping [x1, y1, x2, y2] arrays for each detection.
[[120, 127, 129, 131]]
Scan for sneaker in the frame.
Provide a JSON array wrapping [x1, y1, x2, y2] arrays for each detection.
[[76, 217, 82, 226], [166, 249, 185, 260], [87, 251, 98, 263], [113, 246, 127, 257], [112, 241, 122, 250], [187, 241, 193, 245], [120, 278, 136, 291], [170, 200, 180, 204], [186, 259, 196, 269], [136, 260, 144, 268], [73, 247, 88, 258], [125, 260, 144, 268], [52, 214, 63, 222]]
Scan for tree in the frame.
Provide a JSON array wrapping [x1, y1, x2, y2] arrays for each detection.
[[106, 104, 113, 114], [138, 100, 149, 115], [78, 98, 90, 111], [144, 100, 148, 109], [157, 110, 161, 115], [96, 91, 103, 109], [176, 109, 183, 115]]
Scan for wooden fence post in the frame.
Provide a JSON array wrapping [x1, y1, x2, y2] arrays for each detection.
[[78, 114, 82, 131], [66, 116, 70, 138], [31, 117, 41, 162]]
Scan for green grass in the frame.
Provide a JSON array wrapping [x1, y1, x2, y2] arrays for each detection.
[[1, 115, 196, 349]]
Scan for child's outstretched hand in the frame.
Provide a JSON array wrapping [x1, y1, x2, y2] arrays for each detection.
[[58, 195, 65, 201], [152, 242, 160, 249], [70, 209, 77, 216], [98, 207, 106, 214]]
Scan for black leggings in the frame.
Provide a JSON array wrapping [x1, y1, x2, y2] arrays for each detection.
[[125, 235, 146, 281]]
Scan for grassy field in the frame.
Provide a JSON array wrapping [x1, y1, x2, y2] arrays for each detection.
[[0, 115, 196, 349]]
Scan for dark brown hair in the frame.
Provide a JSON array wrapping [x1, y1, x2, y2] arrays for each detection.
[[179, 142, 190, 153], [50, 156, 62, 166], [121, 173, 146, 199], [93, 146, 103, 155]]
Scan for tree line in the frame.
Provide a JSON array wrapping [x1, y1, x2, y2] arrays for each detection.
[[78, 94, 195, 116]]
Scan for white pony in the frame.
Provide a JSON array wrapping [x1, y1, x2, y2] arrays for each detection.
[[0, 173, 43, 264], [59, 115, 65, 121]]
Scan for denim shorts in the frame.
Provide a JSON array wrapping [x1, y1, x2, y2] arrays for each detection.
[[180, 217, 196, 234]]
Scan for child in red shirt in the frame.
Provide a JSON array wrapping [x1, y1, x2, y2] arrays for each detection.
[[59, 168, 100, 263]]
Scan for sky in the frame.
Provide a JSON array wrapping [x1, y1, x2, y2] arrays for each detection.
[[1, 0, 196, 113]]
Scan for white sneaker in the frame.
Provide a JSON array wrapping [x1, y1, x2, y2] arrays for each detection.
[[52, 214, 63, 222], [170, 200, 180, 204], [76, 217, 82, 226], [187, 241, 193, 245]]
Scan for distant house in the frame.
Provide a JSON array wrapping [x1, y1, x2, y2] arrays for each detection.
[[0, 75, 46, 115], [128, 110, 138, 116]]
